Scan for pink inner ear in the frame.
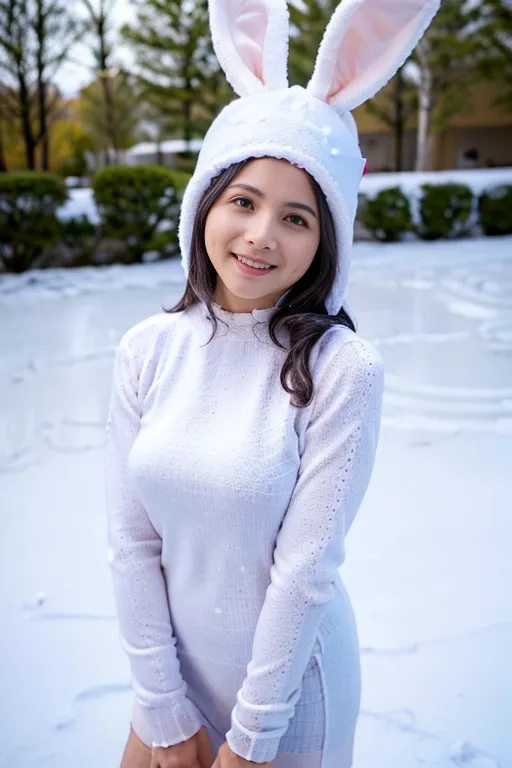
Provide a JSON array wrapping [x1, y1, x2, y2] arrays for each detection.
[[327, 0, 425, 100], [229, 0, 269, 85]]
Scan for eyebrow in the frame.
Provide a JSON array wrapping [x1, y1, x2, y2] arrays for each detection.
[[228, 183, 318, 219]]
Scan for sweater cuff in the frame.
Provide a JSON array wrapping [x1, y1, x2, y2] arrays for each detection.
[[225, 720, 283, 763], [226, 693, 292, 764], [137, 693, 203, 748]]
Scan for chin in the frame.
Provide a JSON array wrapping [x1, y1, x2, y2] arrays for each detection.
[[219, 277, 280, 306], [223, 279, 268, 300]]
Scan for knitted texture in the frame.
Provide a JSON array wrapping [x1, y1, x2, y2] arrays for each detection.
[[105, 303, 385, 761]]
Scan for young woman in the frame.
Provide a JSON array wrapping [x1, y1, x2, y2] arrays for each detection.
[[104, 2, 440, 767]]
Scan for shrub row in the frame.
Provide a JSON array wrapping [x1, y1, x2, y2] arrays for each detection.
[[0, 166, 190, 272], [1, 171, 511, 272], [357, 182, 512, 242]]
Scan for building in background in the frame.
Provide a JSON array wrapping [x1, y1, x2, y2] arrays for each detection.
[[125, 138, 203, 168], [353, 81, 512, 172]]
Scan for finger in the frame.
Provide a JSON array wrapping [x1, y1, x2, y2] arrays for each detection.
[[197, 732, 214, 767], [198, 740, 214, 766]]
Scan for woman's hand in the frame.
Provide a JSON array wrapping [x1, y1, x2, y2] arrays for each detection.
[[211, 741, 273, 768], [150, 725, 214, 768]]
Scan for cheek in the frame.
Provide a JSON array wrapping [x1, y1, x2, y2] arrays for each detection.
[[288, 235, 319, 276], [205, 209, 235, 255], [204, 212, 223, 257]]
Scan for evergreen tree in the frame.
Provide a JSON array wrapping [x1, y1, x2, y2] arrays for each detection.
[[477, 0, 512, 112], [121, 0, 233, 157], [288, 0, 338, 88], [363, 69, 418, 172], [413, 0, 482, 170]]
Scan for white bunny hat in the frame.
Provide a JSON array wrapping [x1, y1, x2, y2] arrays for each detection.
[[178, 0, 441, 316]]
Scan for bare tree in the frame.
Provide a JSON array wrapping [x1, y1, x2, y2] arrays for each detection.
[[0, 86, 9, 171], [0, 0, 37, 168], [33, 0, 81, 169], [81, 0, 121, 165], [0, 0, 80, 170]]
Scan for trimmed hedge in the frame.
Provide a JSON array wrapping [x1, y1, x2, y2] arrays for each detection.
[[0, 172, 68, 272], [357, 187, 412, 242], [417, 183, 473, 240], [92, 165, 190, 262], [478, 185, 512, 236], [1, 171, 511, 273]]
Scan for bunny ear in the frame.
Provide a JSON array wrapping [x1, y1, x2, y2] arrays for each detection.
[[307, 0, 441, 113], [208, 0, 289, 97]]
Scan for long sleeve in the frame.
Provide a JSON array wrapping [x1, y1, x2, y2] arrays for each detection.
[[225, 337, 385, 763], [105, 330, 203, 748]]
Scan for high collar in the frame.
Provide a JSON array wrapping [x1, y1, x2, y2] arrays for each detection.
[[207, 300, 274, 341], [186, 294, 291, 342]]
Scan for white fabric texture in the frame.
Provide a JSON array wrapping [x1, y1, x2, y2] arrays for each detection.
[[131, 698, 323, 767], [105, 302, 384, 764]]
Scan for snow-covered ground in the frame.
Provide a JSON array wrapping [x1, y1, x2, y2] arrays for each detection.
[[0, 236, 511, 768]]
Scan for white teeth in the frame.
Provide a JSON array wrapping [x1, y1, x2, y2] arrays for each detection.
[[235, 254, 272, 269]]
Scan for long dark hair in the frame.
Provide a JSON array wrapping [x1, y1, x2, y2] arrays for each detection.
[[163, 159, 357, 408]]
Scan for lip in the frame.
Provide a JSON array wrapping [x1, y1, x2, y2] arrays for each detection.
[[234, 253, 274, 267], [231, 252, 277, 277]]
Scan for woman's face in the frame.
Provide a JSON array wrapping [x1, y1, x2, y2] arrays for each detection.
[[204, 157, 321, 312]]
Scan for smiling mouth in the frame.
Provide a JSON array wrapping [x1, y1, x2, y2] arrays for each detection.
[[231, 253, 277, 272]]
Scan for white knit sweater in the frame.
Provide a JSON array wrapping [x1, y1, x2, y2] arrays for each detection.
[[105, 299, 384, 762]]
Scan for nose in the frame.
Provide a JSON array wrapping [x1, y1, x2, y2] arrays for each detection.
[[244, 213, 277, 251]]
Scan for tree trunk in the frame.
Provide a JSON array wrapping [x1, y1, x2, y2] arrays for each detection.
[[35, 0, 49, 171], [18, 76, 36, 170], [43, 128, 50, 171], [38, 80, 49, 170], [415, 39, 433, 172], [184, 71, 192, 151], [97, 6, 119, 166], [100, 73, 120, 165], [394, 69, 404, 172], [0, 115, 7, 171]]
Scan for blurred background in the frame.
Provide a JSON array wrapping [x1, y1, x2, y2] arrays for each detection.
[[1, 1, 511, 767]]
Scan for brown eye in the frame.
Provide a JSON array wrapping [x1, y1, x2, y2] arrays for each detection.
[[232, 196, 253, 209], [287, 214, 307, 227]]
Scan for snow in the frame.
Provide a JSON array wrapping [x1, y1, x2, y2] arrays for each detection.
[[125, 138, 204, 158], [58, 188, 101, 225], [57, 167, 512, 230], [1, 236, 511, 768], [359, 167, 512, 197]]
